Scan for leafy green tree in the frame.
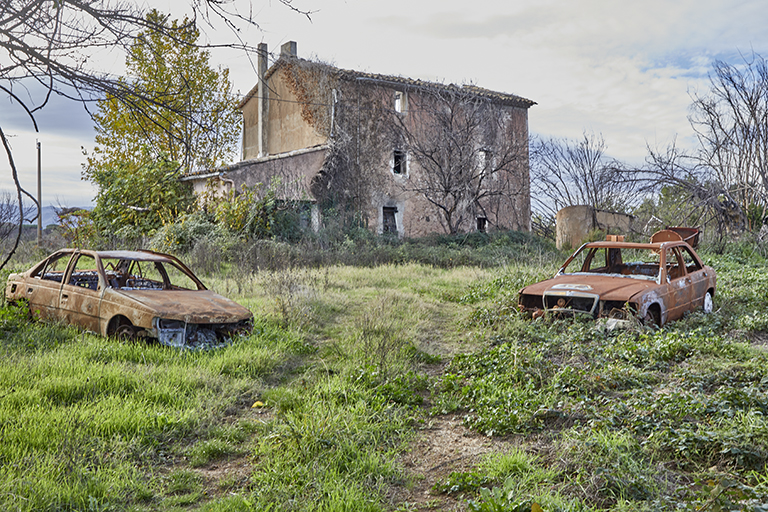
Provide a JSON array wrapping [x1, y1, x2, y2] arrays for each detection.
[[82, 9, 240, 237], [85, 9, 241, 175], [89, 156, 195, 239]]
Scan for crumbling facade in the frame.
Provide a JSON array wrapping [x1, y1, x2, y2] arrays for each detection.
[[183, 41, 535, 237]]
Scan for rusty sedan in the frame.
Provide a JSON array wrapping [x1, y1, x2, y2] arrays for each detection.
[[518, 230, 716, 326], [4, 249, 252, 348]]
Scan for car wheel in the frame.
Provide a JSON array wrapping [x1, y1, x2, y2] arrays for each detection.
[[703, 291, 714, 314], [643, 308, 660, 327], [114, 323, 138, 340]]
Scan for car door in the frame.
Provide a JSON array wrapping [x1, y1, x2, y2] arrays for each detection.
[[664, 247, 693, 321], [59, 253, 103, 333], [679, 245, 709, 309], [24, 251, 73, 321]]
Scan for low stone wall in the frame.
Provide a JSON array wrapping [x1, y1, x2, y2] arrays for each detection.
[[556, 205, 634, 250]]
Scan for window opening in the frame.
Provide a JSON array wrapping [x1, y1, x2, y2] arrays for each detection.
[[394, 91, 404, 113], [680, 246, 702, 273], [478, 149, 492, 178], [383, 207, 398, 234], [476, 217, 487, 233], [393, 149, 406, 175], [566, 247, 661, 281], [666, 248, 686, 281], [35, 253, 71, 282], [68, 255, 99, 290]]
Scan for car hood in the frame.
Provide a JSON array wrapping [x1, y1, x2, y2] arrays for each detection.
[[520, 274, 658, 301], [111, 289, 252, 324]]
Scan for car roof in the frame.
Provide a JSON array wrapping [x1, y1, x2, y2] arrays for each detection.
[[581, 240, 693, 251], [94, 250, 177, 262], [56, 249, 179, 263]]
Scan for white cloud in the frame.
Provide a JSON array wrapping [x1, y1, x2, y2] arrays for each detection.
[[4, 0, 768, 203]]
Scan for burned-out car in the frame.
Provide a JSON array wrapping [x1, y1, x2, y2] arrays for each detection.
[[518, 229, 716, 326], [4, 249, 252, 348]]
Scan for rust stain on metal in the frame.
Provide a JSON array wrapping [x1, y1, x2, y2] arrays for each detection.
[[5, 248, 252, 349], [518, 228, 716, 327]]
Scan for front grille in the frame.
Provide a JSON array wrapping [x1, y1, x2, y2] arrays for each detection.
[[543, 292, 598, 316], [520, 294, 544, 309]]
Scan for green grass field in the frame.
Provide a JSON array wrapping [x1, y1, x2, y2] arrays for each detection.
[[3, 239, 768, 511]]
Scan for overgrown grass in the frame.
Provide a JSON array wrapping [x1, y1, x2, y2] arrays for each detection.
[[0, 308, 309, 511], [6, 234, 768, 510], [431, 247, 768, 510]]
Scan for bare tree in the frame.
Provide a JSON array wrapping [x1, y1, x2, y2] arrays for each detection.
[[388, 86, 528, 235], [636, 140, 744, 248], [689, 52, 768, 229], [0, 0, 309, 271], [0, 191, 26, 248], [530, 132, 637, 220]]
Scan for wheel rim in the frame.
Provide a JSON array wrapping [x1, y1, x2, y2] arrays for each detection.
[[643, 308, 659, 327], [115, 323, 137, 340], [703, 292, 713, 314]]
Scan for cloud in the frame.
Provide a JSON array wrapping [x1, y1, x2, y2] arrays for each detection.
[[0, 82, 95, 140], [5, 0, 768, 204]]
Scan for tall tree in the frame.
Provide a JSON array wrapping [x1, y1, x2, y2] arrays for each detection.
[[84, 10, 241, 177], [89, 155, 195, 238], [0, 0, 308, 271]]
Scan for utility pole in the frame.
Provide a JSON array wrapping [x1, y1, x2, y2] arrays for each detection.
[[36, 141, 41, 246]]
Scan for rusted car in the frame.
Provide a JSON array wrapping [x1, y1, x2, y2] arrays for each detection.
[[4, 249, 252, 348], [518, 229, 716, 326]]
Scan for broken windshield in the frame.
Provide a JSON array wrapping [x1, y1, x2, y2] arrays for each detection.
[[102, 257, 202, 290], [562, 247, 661, 281]]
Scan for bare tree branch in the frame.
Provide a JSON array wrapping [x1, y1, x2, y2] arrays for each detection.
[[530, 131, 638, 220], [689, 52, 768, 229], [0, 0, 310, 271], [0, 124, 26, 270], [388, 86, 528, 234]]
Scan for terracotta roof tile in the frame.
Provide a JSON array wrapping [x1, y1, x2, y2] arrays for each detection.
[[239, 57, 535, 109]]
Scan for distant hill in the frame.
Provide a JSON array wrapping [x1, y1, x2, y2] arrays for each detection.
[[43, 205, 94, 227], [9, 205, 93, 227], [0, 203, 93, 227]]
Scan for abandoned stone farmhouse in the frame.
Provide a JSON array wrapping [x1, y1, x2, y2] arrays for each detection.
[[183, 41, 536, 237]]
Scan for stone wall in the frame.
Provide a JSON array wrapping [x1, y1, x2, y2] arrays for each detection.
[[556, 205, 634, 250]]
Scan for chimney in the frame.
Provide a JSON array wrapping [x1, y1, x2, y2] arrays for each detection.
[[281, 41, 297, 58], [257, 42, 268, 158]]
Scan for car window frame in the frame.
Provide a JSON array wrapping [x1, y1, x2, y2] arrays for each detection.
[[64, 253, 106, 292], [33, 251, 75, 283]]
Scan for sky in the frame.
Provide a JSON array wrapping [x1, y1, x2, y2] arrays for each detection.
[[3, 0, 768, 208]]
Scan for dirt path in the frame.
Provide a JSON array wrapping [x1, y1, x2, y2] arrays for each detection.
[[390, 415, 512, 511]]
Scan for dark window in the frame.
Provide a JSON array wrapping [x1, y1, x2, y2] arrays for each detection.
[[680, 246, 702, 273], [68, 254, 99, 290], [36, 253, 71, 282], [383, 207, 398, 234], [393, 149, 406, 175], [476, 217, 487, 233]]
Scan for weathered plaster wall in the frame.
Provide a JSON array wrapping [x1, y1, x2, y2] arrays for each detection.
[[241, 97, 259, 160], [227, 148, 327, 200], [556, 205, 634, 250], [240, 67, 327, 160], [241, 99, 260, 160], [186, 148, 327, 204], [359, 95, 531, 238], [267, 69, 327, 154]]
